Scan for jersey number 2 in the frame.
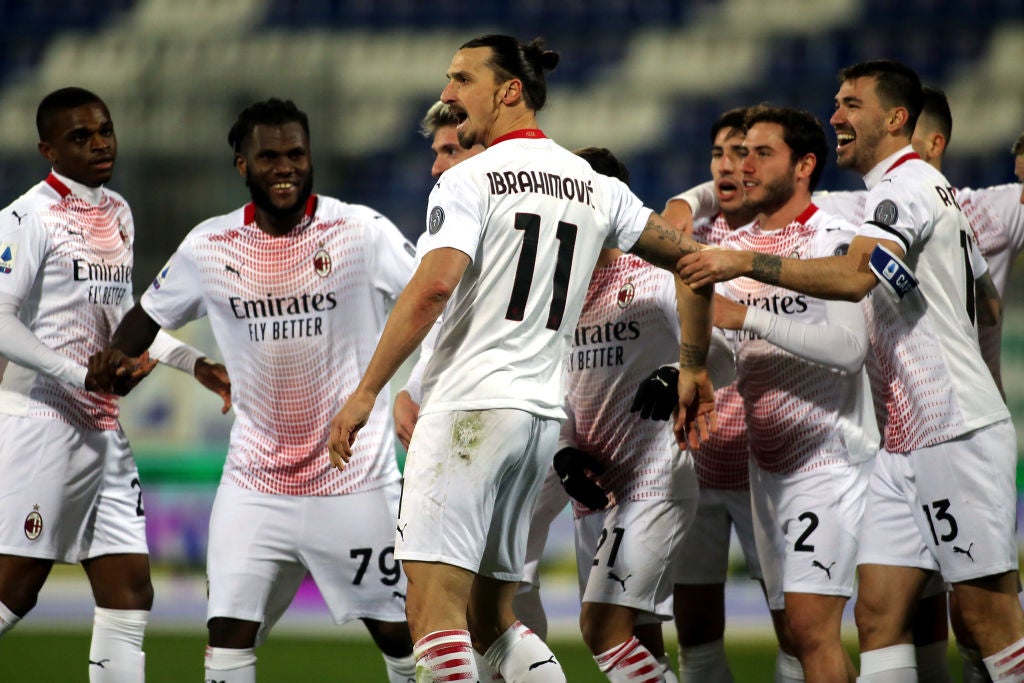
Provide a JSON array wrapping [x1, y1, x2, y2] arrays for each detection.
[[505, 212, 577, 330]]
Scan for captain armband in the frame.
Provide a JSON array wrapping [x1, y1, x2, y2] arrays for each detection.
[[868, 243, 918, 300]]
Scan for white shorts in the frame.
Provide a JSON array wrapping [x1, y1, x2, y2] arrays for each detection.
[[751, 459, 868, 611], [857, 419, 1018, 583], [396, 409, 559, 581], [575, 454, 698, 619], [673, 487, 762, 584], [206, 481, 407, 644], [519, 464, 570, 591], [0, 415, 147, 563]]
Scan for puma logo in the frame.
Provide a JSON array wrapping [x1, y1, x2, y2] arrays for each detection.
[[812, 560, 836, 580], [953, 543, 974, 562], [607, 571, 632, 592], [89, 659, 110, 668], [396, 523, 407, 541], [392, 591, 406, 601], [224, 264, 242, 279], [528, 656, 556, 670], [11, 210, 25, 225]]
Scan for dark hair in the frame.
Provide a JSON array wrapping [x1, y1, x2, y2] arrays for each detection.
[[745, 104, 829, 191], [1011, 131, 1024, 157], [838, 59, 923, 137], [573, 147, 630, 186], [227, 98, 310, 154], [919, 85, 952, 146], [710, 107, 749, 145], [36, 87, 105, 140], [459, 35, 559, 111], [420, 101, 460, 138]]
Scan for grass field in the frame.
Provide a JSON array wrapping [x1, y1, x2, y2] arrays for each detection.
[[0, 629, 967, 682]]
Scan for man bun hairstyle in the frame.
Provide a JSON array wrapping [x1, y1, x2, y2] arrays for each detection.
[[838, 59, 923, 137], [460, 34, 559, 111], [228, 98, 310, 154], [37, 86, 105, 141]]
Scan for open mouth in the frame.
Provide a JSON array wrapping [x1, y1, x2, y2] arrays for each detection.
[[835, 131, 855, 150], [716, 178, 740, 200]]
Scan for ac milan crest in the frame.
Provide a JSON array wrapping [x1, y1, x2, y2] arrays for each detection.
[[24, 505, 42, 540], [617, 281, 635, 308], [118, 222, 130, 248], [313, 247, 332, 278]]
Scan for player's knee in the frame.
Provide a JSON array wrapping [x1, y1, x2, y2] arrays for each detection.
[[207, 617, 260, 649], [362, 618, 413, 657]]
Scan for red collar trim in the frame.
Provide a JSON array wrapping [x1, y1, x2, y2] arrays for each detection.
[[490, 129, 546, 146], [795, 203, 818, 224], [243, 194, 318, 226], [886, 152, 920, 174], [45, 173, 71, 198]]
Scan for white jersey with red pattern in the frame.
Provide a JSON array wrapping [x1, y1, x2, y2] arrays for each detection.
[[416, 132, 649, 420], [0, 173, 132, 430], [692, 213, 749, 490], [720, 206, 877, 474], [560, 253, 681, 518], [856, 149, 1008, 451], [141, 195, 415, 496]]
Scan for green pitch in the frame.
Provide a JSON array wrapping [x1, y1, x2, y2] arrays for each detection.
[[0, 630, 966, 681]]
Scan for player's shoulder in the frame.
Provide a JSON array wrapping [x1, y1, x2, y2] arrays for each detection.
[[100, 185, 131, 207], [809, 205, 856, 233], [314, 195, 388, 223], [180, 205, 249, 248]]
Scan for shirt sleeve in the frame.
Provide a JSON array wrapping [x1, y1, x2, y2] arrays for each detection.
[[603, 175, 652, 252], [418, 170, 486, 262], [666, 180, 719, 222], [557, 397, 579, 451], [0, 293, 87, 388], [140, 241, 207, 330], [856, 178, 929, 255], [146, 329, 205, 374], [811, 190, 868, 223], [742, 298, 868, 374], [368, 210, 416, 299]]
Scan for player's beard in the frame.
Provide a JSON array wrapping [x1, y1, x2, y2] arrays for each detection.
[[247, 166, 315, 219], [743, 170, 797, 217]]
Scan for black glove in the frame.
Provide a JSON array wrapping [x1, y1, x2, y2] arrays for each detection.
[[552, 447, 608, 511], [630, 365, 679, 421]]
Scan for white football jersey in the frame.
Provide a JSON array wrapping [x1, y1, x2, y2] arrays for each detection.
[[417, 132, 649, 419], [560, 254, 681, 515], [720, 206, 878, 473], [141, 196, 415, 496], [692, 213, 750, 490], [0, 173, 133, 430], [856, 148, 1008, 451]]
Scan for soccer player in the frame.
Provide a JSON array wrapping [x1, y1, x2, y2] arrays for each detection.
[[657, 108, 801, 683], [0, 87, 227, 682], [329, 34, 715, 683], [679, 60, 1024, 683], [105, 98, 418, 683]]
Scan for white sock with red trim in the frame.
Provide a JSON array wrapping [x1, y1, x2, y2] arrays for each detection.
[[984, 636, 1024, 682], [484, 620, 565, 682], [594, 636, 662, 683], [413, 630, 478, 682]]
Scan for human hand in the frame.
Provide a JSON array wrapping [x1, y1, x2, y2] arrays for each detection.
[[86, 349, 157, 396], [712, 293, 748, 330], [329, 389, 377, 471], [194, 358, 231, 414], [552, 447, 608, 511], [673, 367, 717, 450], [630, 365, 679, 421], [393, 390, 419, 449], [677, 248, 751, 289]]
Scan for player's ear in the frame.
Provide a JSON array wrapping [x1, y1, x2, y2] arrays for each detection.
[[37, 140, 56, 165], [501, 78, 522, 105], [234, 153, 247, 178]]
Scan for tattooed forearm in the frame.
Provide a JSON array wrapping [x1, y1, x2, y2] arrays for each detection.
[[632, 214, 701, 270], [680, 342, 707, 369], [751, 253, 782, 286]]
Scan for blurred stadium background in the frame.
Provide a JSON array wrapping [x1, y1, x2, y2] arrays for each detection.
[[0, 0, 1022, 679]]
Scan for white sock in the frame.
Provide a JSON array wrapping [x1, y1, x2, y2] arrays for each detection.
[[89, 607, 147, 683], [414, 630, 478, 682], [775, 650, 805, 682], [958, 643, 991, 683], [657, 654, 679, 683], [0, 600, 22, 636], [679, 639, 733, 682], [916, 641, 952, 682], [858, 644, 917, 682], [594, 636, 661, 683], [983, 636, 1024, 681], [474, 649, 504, 681], [381, 651, 417, 682], [484, 621, 565, 682], [513, 585, 549, 641], [204, 645, 257, 683]]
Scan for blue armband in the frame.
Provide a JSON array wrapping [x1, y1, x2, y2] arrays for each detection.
[[868, 243, 918, 300]]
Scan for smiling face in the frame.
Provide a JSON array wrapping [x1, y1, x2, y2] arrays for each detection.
[[236, 121, 313, 230], [830, 76, 891, 175], [740, 121, 801, 217], [37, 101, 117, 187], [440, 46, 507, 149], [430, 124, 484, 178]]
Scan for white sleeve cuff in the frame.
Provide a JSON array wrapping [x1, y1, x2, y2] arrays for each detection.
[[147, 330, 204, 374]]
